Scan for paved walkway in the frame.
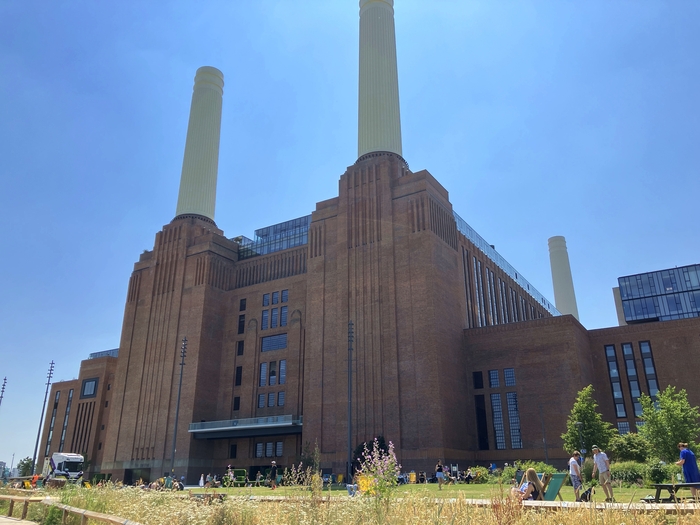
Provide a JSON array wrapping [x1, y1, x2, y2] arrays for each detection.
[[0, 517, 34, 524]]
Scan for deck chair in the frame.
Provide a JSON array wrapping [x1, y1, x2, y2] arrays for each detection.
[[535, 474, 552, 500], [542, 473, 568, 501]]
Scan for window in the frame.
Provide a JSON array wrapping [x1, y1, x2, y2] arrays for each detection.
[[281, 289, 288, 302], [233, 397, 240, 411], [278, 391, 285, 406], [59, 389, 73, 452], [235, 366, 242, 386], [475, 395, 489, 450], [605, 345, 626, 418], [268, 392, 275, 407], [504, 368, 515, 387], [279, 360, 287, 384], [256, 443, 264, 458], [260, 363, 268, 387], [491, 394, 506, 450], [81, 378, 98, 398], [261, 310, 269, 330], [280, 306, 288, 327], [240, 298, 246, 311], [263, 294, 270, 306], [107, 384, 110, 390], [230, 444, 237, 459], [271, 308, 278, 328], [622, 343, 642, 417], [262, 334, 287, 352], [269, 362, 277, 386], [618, 422, 630, 435], [506, 392, 522, 449], [98, 442, 102, 450], [238, 315, 245, 334], [473, 371, 484, 390], [105, 401, 109, 407], [640, 341, 659, 397], [237, 341, 244, 356], [488, 370, 499, 388], [45, 391, 60, 456], [276, 441, 283, 457], [272, 291, 279, 304], [101, 425, 105, 430], [258, 394, 265, 408], [266, 442, 274, 457]]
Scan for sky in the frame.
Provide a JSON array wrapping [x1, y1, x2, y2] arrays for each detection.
[[0, 0, 698, 466]]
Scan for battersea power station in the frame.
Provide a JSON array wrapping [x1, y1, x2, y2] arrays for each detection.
[[40, 0, 700, 483]]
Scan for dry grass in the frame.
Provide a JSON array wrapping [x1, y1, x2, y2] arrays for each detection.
[[2, 484, 700, 525]]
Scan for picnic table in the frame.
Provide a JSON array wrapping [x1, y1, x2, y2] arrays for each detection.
[[649, 483, 700, 502]]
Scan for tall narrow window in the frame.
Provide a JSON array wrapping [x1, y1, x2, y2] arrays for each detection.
[[279, 360, 287, 384], [504, 368, 516, 387], [259, 362, 268, 387], [258, 394, 265, 408], [271, 308, 279, 328], [239, 298, 246, 311], [473, 371, 483, 390], [622, 343, 642, 417], [475, 395, 489, 450], [233, 397, 240, 411], [276, 442, 283, 457], [238, 315, 245, 334], [639, 341, 659, 397], [269, 361, 277, 386], [488, 370, 500, 388], [280, 306, 288, 326], [605, 345, 626, 418], [491, 394, 506, 450], [278, 391, 285, 406], [59, 389, 73, 452], [261, 310, 269, 330], [506, 392, 522, 449], [230, 444, 237, 458], [272, 291, 279, 304], [266, 442, 274, 457], [256, 443, 264, 458], [281, 290, 289, 302], [45, 391, 60, 456], [235, 366, 243, 386], [268, 392, 275, 407], [263, 293, 270, 306], [236, 341, 244, 356]]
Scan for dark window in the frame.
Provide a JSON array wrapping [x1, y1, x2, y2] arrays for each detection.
[[260, 363, 268, 387], [281, 290, 289, 302], [235, 366, 242, 386], [238, 315, 245, 334], [98, 442, 102, 450], [240, 298, 247, 311], [278, 391, 285, 406], [233, 397, 240, 411], [230, 444, 237, 459], [258, 394, 265, 408], [105, 401, 109, 407], [473, 371, 484, 390], [263, 294, 270, 306], [280, 306, 288, 326], [261, 334, 287, 352], [59, 389, 73, 452], [256, 443, 264, 458], [261, 310, 269, 330], [491, 393, 506, 450], [237, 341, 244, 356], [276, 441, 283, 457], [81, 378, 98, 398], [605, 345, 626, 418], [268, 392, 275, 407], [475, 395, 489, 450], [488, 370, 499, 388], [101, 425, 105, 430], [279, 360, 287, 384], [271, 308, 278, 328], [504, 368, 516, 387], [107, 384, 110, 390], [272, 291, 279, 304]]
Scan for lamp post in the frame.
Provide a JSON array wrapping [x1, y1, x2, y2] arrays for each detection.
[[575, 421, 585, 461], [32, 362, 55, 475], [347, 321, 354, 486], [0, 377, 7, 410], [170, 337, 187, 478]]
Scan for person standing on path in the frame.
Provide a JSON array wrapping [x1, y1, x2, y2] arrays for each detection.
[[591, 445, 614, 502], [269, 461, 278, 490], [568, 451, 583, 502], [435, 460, 444, 490], [199, 474, 204, 487], [676, 442, 700, 498]]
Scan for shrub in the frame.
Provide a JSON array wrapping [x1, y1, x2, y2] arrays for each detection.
[[470, 466, 490, 484], [502, 461, 558, 485], [610, 461, 645, 487], [581, 457, 594, 483], [645, 459, 681, 485]]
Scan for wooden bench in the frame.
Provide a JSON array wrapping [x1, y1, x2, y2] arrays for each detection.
[[649, 483, 700, 503]]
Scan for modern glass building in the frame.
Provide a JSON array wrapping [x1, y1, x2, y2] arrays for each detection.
[[618, 264, 700, 323]]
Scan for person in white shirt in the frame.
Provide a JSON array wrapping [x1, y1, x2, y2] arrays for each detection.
[[591, 445, 614, 502], [568, 451, 583, 501]]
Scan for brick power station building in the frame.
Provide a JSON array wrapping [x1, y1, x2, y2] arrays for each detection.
[[40, 0, 700, 483]]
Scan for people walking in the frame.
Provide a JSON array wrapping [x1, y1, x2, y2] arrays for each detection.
[[676, 442, 700, 498], [568, 451, 583, 501], [269, 460, 278, 490], [591, 445, 614, 502], [435, 460, 444, 490]]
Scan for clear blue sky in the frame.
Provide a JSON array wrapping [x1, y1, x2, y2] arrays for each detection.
[[1, 0, 698, 466]]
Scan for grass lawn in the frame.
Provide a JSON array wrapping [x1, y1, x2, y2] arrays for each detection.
[[190, 482, 654, 503]]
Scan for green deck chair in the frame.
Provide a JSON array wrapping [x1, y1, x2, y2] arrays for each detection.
[[542, 473, 568, 501]]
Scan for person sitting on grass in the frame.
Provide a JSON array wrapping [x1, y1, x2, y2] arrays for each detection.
[[510, 468, 544, 501]]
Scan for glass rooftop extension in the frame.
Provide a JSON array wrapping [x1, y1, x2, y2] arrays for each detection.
[[89, 348, 119, 359], [454, 211, 559, 315], [234, 212, 558, 316]]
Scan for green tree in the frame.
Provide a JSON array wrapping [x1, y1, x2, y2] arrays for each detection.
[[17, 457, 34, 477], [561, 385, 616, 457], [638, 385, 700, 462], [608, 432, 650, 462]]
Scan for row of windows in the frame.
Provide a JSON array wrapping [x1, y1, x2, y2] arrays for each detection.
[[255, 441, 284, 458], [473, 368, 516, 389], [258, 391, 286, 408], [491, 392, 522, 450], [259, 360, 287, 387], [261, 307, 288, 330], [619, 265, 700, 300], [263, 290, 289, 307], [605, 341, 658, 419]]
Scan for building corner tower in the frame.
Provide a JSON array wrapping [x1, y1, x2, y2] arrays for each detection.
[[548, 236, 580, 321]]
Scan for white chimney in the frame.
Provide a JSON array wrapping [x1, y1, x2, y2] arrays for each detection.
[[548, 236, 580, 321]]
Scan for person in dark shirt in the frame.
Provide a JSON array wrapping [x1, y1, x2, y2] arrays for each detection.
[[269, 461, 278, 490]]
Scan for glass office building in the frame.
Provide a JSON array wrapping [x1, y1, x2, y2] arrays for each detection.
[[618, 264, 700, 323]]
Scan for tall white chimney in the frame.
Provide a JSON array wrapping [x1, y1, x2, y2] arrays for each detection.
[[358, 0, 402, 158], [548, 236, 580, 321], [175, 66, 224, 222]]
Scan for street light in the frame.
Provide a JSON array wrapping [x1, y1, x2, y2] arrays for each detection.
[[170, 337, 187, 478]]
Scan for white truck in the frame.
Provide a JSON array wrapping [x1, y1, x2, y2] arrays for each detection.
[[45, 452, 84, 480]]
